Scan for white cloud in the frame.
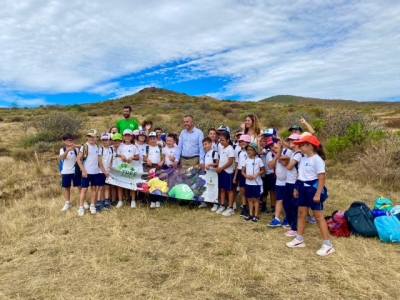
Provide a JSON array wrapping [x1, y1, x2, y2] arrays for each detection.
[[0, 0, 399, 101]]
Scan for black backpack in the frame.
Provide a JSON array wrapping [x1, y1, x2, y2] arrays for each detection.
[[344, 201, 378, 237]]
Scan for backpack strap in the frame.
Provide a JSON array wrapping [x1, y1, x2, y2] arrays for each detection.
[[158, 145, 163, 160], [212, 150, 217, 163], [82, 143, 89, 161]]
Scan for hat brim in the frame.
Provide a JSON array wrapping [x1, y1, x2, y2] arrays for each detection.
[[289, 127, 303, 132], [86, 133, 97, 137], [293, 138, 320, 147]]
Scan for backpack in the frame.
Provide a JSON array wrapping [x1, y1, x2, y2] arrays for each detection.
[[326, 210, 351, 238], [391, 205, 400, 220], [58, 148, 78, 173], [344, 201, 378, 237], [374, 216, 400, 243], [373, 196, 393, 212], [212, 150, 218, 164], [82, 143, 89, 161], [146, 145, 162, 160]]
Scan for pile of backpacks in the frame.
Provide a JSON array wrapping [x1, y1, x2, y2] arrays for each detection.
[[326, 196, 400, 243]]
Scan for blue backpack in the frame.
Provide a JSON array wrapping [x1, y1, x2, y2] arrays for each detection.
[[374, 216, 400, 243]]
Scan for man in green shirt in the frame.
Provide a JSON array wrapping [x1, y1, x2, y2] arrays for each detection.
[[115, 105, 139, 134]]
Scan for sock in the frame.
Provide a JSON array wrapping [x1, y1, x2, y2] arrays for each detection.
[[90, 203, 95, 207], [275, 217, 280, 221], [65, 200, 70, 204], [79, 205, 84, 209], [296, 234, 304, 241], [104, 198, 110, 204], [323, 240, 332, 247]]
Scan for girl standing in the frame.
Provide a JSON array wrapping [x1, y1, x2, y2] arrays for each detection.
[[242, 143, 265, 222], [286, 135, 334, 256], [215, 132, 235, 217]]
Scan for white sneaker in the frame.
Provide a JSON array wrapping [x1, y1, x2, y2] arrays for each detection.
[[211, 204, 219, 212], [90, 205, 96, 214], [83, 201, 89, 210], [150, 202, 156, 208], [155, 201, 161, 208], [77, 207, 84, 217], [233, 203, 237, 210], [286, 238, 306, 248], [131, 201, 137, 208], [216, 206, 226, 214], [222, 207, 235, 216], [116, 201, 123, 208], [198, 202, 208, 208], [316, 244, 336, 256], [61, 202, 70, 212]]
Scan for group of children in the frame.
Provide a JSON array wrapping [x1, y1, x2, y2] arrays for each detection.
[[59, 116, 335, 256]]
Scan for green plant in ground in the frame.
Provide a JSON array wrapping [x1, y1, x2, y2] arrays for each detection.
[[34, 141, 54, 153], [66, 104, 86, 112], [21, 112, 86, 146], [311, 119, 325, 134], [326, 136, 351, 159]]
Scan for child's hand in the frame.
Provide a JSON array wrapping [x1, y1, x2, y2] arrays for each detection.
[[105, 172, 110, 178], [313, 194, 321, 203], [215, 167, 222, 173], [82, 171, 88, 178], [158, 161, 163, 167], [233, 177, 236, 184], [168, 154, 174, 161], [299, 116, 306, 124], [240, 123, 245, 131], [205, 164, 210, 170], [293, 189, 299, 198], [147, 159, 152, 166]]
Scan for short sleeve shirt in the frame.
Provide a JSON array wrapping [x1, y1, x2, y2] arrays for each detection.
[[59, 147, 78, 174], [218, 145, 235, 174], [242, 157, 264, 185], [79, 143, 100, 174]]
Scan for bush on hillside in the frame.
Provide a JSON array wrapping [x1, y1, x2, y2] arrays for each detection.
[[21, 112, 86, 146]]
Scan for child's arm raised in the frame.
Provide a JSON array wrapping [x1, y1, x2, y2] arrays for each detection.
[[299, 117, 315, 135]]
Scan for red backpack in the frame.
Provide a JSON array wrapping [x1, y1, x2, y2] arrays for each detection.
[[327, 210, 351, 238]]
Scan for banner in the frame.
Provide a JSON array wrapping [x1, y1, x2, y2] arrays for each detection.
[[106, 159, 218, 203]]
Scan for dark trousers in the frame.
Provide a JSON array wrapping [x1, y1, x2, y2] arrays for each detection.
[[283, 183, 298, 231]]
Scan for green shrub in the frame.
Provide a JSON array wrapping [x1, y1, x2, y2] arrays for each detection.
[[326, 136, 351, 159], [66, 104, 86, 112], [311, 119, 325, 134], [34, 141, 54, 153]]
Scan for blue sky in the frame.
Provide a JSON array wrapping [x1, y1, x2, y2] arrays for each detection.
[[1, 0, 400, 107]]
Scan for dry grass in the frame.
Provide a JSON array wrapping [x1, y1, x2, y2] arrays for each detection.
[[1, 156, 400, 300]]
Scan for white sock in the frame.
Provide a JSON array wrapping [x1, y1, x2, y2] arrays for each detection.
[[65, 201, 70, 204]]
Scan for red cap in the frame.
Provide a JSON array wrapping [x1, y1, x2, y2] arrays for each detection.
[[293, 135, 320, 147]]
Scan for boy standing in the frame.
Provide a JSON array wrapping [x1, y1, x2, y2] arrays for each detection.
[[60, 133, 82, 212], [76, 129, 100, 217], [201, 137, 219, 208]]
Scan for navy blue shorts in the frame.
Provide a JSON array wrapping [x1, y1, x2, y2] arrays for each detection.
[[297, 185, 324, 211], [61, 173, 81, 188], [275, 185, 286, 201], [81, 174, 100, 188], [97, 173, 106, 186], [237, 172, 246, 188], [218, 171, 234, 191], [265, 173, 276, 191], [245, 184, 261, 198]]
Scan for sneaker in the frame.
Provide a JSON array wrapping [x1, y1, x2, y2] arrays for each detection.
[[211, 204, 219, 212], [251, 216, 259, 223], [131, 201, 137, 208], [155, 201, 161, 208], [259, 203, 267, 213], [83, 201, 89, 210], [222, 207, 235, 216], [282, 224, 291, 230], [284, 230, 297, 237], [263, 208, 275, 214], [233, 203, 237, 210], [286, 238, 306, 248], [61, 202, 70, 212], [244, 215, 253, 221], [316, 244, 336, 256], [90, 205, 96, 214], [150, 202, 156, 209], [116, 201, 123, 208], [267, 218, 281, 227], [240, 207, 249, 217], [77, 207, 84, 217], [198, 202, 208, 208], [307, 216, 317, 224], [282, 217, 288, 226], [216, 206, 226, 214], [103, 202, 111, 210], [95, 201, 102, 212]]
